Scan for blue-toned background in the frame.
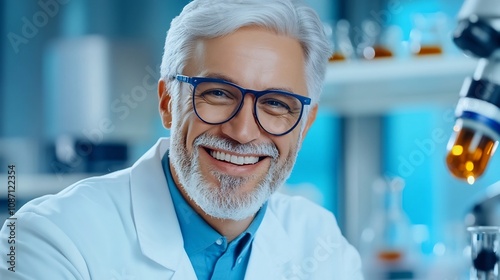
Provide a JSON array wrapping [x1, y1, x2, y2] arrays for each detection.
[[2, 0, 499, 277]]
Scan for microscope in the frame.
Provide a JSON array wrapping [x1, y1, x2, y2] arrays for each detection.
[[446, 0, 500, 218], [445, 0, 500, 277], [446, 0, 500, 186]]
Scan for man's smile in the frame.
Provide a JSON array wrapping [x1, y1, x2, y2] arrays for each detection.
[[208, 149, 260, 165], [204, 147, 271, 166]]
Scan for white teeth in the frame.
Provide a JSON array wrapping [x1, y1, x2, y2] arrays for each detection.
[[210, 150, 259, 165]]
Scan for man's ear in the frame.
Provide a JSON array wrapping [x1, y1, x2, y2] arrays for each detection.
[[301, 104, 318, 140], [158, 79, 173, 129]]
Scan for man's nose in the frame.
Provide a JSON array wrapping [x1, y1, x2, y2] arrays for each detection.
[[220, 94, 261, 144]]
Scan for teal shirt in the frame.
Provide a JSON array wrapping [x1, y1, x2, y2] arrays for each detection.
[[162, 154, 267, 280]]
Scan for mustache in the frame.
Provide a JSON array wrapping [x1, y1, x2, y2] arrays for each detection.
[[193, 133, 279, 159]]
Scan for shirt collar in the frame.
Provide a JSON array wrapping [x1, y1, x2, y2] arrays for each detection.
[[162, 152, 267, 257]]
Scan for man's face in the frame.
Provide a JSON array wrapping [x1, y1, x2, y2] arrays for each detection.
[[161, 26, 317, 220]]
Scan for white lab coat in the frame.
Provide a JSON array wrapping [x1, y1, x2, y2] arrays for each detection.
[[0, 138, 363, 279]]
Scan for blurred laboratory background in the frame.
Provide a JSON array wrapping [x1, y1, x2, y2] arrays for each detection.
[[2, 0, 500, 279]]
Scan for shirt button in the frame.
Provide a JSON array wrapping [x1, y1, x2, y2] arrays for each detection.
[[237, 258, 242, 264], [215, 238, 223, 245]]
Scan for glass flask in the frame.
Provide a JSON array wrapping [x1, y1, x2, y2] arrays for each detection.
[[409, 13, 447, 56], [360, 177, 418, 279], [357, 20, 393, 60], [325, 20, 355, 62]]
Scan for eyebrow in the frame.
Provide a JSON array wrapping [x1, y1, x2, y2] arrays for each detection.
[[202, 72, 299, 94]]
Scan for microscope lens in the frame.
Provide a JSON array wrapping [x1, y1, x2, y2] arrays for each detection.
[[446, 126, 496, 184], [473, 249, 499, 272]]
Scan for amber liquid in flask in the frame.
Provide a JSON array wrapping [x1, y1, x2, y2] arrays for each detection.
[[372, 46, 393, 58], [416, 45, 443, 56], [446, 126, 497, 184], [328, 52, 346, 62], [362, 45, 393, 60]]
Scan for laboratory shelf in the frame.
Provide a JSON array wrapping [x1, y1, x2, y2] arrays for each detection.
[[321, 55, 478, 115], [322, 55, 479, 248]]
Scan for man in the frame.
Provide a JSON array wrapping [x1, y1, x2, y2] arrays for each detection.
[[0, 0, 363, 279]]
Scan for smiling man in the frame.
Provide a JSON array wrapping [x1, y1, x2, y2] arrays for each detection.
[[0, 0, 363, 279]]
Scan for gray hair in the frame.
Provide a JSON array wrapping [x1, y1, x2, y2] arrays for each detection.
[[160, 0, 331, 105]]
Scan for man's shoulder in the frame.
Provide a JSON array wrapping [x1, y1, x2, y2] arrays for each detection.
[[17, 168, 132, 222], [266, 191, 338, 229], [256, 193, 363, 279], [267, 191, 333, 215]]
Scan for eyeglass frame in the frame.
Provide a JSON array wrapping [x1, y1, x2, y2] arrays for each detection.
[[175, 74, 311, 136]]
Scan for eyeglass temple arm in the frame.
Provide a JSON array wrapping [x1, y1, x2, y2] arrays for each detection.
[[175, 75, 191, 83]]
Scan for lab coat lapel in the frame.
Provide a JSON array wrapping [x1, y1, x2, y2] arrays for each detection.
[[244, 206, 293, 279], [130, 138, 197, 279]]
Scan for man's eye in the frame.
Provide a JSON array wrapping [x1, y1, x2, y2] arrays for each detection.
[[206, 90, 225, 96], [212, 90, 226, 97], [201, 89, 232, 99], [197, 89, 238, 106], [264, 99, 290, 110]]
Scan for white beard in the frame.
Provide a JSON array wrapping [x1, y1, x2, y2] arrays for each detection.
[[169, 131, 299, 220]]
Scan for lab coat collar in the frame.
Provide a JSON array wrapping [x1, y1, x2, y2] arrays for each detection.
[[245, 201, 293, 279], [129, 138, 194, 276], [129, 138, 294, 278]]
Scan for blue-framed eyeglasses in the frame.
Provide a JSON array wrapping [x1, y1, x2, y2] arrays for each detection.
[[176, 74, 311, 136]]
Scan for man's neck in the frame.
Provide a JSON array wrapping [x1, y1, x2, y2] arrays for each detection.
[[197, 206, 254, 242], [176, 184, 254, 242]]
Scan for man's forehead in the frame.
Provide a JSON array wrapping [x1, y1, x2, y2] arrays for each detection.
[[184, 27, 307, 94]]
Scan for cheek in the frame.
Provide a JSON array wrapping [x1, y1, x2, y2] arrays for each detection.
[[274, 134, 299, 161], [172, 96, 194, 138], [184, 116, 215, 154], [275, 129, 300, 160]]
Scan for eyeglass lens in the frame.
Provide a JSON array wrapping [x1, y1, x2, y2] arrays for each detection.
[[193, 81, 304, 135]]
